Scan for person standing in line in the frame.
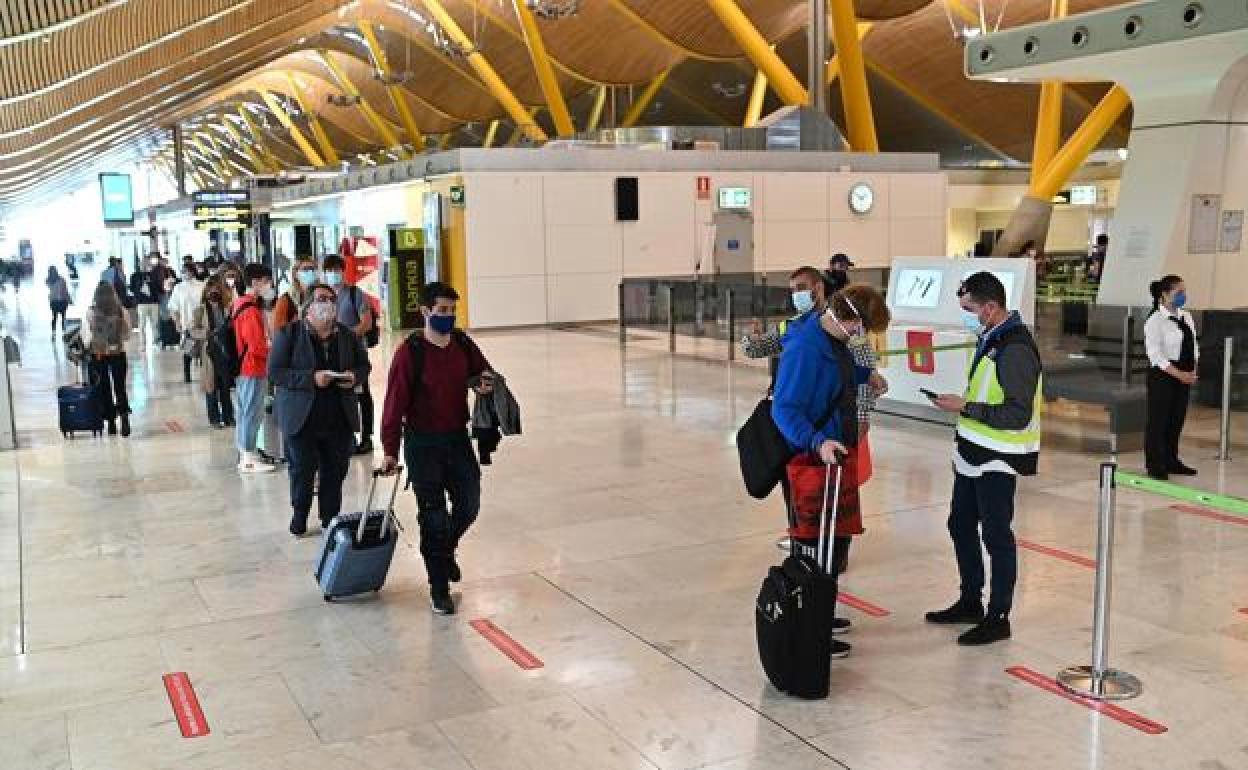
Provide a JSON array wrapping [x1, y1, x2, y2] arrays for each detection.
[[219, 263, 243, 302], [322, 254, 377, 455], [192, 275, 235, 429], [46, 266, 71, 334], [168, 262, 205, 383], [825, 253, 854, 291], [380, 282, 495, 615], [272, 257, 319, 331], [232, 263, 278, 474], [130, 255, 162, 346], [269, 283, 371, 536], [926, 272, 1043, 646], [81, 281, 132, 437], [1143, 275, 1199, 481]]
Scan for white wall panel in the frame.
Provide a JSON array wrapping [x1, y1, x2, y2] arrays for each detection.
[[621, 175, 697, 276], [763, 173, 828, 221], [543, 175, 614, 226], [467, 275, 548, 328], [890, 173, 946, 219], [829, 218, 890, 267], [889, 216, 946, 258], [547, 223, 621, 275], [547, 272, 619, 323], [763, 220, 829, 270], [464, 174, 545, 278]]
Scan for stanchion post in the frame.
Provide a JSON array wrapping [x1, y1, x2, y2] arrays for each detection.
[[1121, 314, 1134, 386], [1218, 336, 1233, 462], [727, 288, 736, 361], [667, 285, 676, 353], [1057, 461, 1143, 700], [618, 282, 626, 347]]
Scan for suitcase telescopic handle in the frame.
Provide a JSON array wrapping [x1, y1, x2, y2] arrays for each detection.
[[358, 466, 405, 544], [817, 458, 845, 574]]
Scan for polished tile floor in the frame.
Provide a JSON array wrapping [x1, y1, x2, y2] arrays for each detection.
[[2, 285, 1248, 769]]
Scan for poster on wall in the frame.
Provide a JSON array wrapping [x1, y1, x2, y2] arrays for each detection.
[[1188, 194, 1222, 254], [1219, 210, 1243, 253]]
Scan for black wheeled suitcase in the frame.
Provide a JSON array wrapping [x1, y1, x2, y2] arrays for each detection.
[[755, 461, 842, 699], [58, 382, 103, 438], [315, 468, 404, 601]]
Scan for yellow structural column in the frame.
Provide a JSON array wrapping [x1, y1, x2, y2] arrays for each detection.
[[512, 0, 575, 136], [284, 73, 342, 166], [825, 22, 873, 84], [259, 91, 327, 167], [744, 68, 768, 127], [1031, 0, 1069, 178], [586, 85, 607, 132], [702, 0, 806, 106], [622, 69, 670, 128], [421, 0, 548, 142], [191, 134, 231, 182], [237, 107, 283, 171], [357, 20, 426, 152], [1030, 85, 1130, 200], [828, 0, 878, 151], [482, 120, 501, 148], [222, 114, 273, 174], [318, 50, 410, 159]]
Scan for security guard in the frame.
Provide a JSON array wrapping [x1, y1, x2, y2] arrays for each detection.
[[926, 271, 1043, 646]]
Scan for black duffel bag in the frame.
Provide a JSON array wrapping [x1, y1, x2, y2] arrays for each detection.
[[736, 398, 795, 499]]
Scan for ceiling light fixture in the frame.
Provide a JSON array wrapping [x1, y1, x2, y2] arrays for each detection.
[[524, 0, 581, 20]]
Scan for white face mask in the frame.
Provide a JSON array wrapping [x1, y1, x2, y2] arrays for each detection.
[[259, 286, 276, 302], [306, 300, 336, 326]]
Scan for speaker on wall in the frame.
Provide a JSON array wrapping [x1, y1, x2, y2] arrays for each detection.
[[615, 177, 639, 221]]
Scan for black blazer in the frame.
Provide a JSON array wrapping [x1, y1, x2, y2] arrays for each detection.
[[268, 321, 371, 437]]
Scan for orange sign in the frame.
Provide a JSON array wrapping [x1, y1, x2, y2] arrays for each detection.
[[696, 176, 711, 200], [907, 330, 935, 374]]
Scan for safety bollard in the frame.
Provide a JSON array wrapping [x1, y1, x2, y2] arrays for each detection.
[[727, 288, 736, 361], [1057, 462, 1143, 700], [667, 285, 676, 353], [1218, 336, 1233, 462]]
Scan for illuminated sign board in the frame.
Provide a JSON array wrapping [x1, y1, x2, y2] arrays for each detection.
[[99, 173, 134, 224]]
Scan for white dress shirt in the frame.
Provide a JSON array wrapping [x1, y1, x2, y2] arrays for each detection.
[[1143, 306, 1199, 370], [168, 279, 204, 331]]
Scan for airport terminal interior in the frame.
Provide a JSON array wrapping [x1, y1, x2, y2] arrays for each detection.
[[2, 0, 1248, 768]]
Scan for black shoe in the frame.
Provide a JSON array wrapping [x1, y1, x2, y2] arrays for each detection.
[[289, 514, 308, 538], [431, 591, 456, 615], [257, 449, 281, 465], [119, 414, 131, 437], [1169, 462, 1198, 476], [353, 438, 374, 456], [448, 555, 462, 583], [957, 616, 1012, 646], [1147, 469, 1169, 481], [925, 599, 985, 625], [107, 419, 118, 436], [831, 617, 852, 635], [829, 639, 852, 659], [320, 516, 334, 531]]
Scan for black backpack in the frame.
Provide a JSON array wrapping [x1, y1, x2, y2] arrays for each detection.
[[349, 286, 381, 348], [207, 305, 248, 382]]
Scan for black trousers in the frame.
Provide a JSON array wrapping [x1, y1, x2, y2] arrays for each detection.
[[89, 353, 130, 420], [50, 300, 68, 332], [948, 471, 1017, 617], [1146, 368, 1191, 475], [204, 385, 234, 425], [406, 437, 481, 593], [357, 379, 374, 440], [286, 429, 353, 527]]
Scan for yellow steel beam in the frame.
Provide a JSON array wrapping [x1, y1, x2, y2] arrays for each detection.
[[512, 1, 575, 136], [828, 0, 878, 151], [586, 84, 607, 132], [621, 68, 670, 128], [284, 72, 342, 166], [222, 114, 273, 174], [357, 20, 426, 152], [439, 133, 454, 150], [190, 134, 231, 182], [318, 49, 411, 159], [702, 0, 806, 106], [259, 90, 327, 167], [482, 119, 501, 148], [825, 22, 874, 84], [237, 106, 283, 171], [744, 68, 767, 127], [506, 107, 542, 147], [1031, 0, 1069, 179], [1031, 85, 1130, 200], [204, 132, 252, 177], [421, 0, 548, 142]]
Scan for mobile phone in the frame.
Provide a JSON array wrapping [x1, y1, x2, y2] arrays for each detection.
[[331, 372, 353, 383], [919, 388, 939, 400]]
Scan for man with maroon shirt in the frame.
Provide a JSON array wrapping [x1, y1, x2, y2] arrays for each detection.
[[380, 282, 494, 615]]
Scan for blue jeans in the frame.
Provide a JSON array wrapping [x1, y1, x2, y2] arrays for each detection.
[[948, 471, 1018, 617], [405, 435, 481, 593], [234, 376, 266, 453]]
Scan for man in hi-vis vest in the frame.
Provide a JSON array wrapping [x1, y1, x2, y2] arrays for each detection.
[[925, 272, 1043, 646]]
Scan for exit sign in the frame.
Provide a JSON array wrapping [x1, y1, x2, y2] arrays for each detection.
[[449, 185, 465, 206]]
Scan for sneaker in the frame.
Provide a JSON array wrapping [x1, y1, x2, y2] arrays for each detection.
[[925, 599, 985, 625], [353, 438, 374, 456], [1147, 469, 1169, 481], [1170, 462, 1198, 476], [256, 449, 281, 465], [213, 422, 226, 430], [448, 555, 462, 583], [831, 617, 852, 635], [957, 616, 1012, 646], [829, 639, 852, 659], [238, 454, 278, 474], [431, 591, 456, 615]]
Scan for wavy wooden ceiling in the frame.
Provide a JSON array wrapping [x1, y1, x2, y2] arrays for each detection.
[[0, 0, 1136, 210]]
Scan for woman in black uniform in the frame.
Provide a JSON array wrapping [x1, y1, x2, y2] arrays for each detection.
[[1143, 275, 1199, 480]]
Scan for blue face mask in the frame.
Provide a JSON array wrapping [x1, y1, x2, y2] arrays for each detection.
[[324, 271, 344, 287], [1172, 291, 1187, 309], [960, 308, 984, 335], [296, 269, 318, 287], [791, 290, 815, 315], [428, 313, 455, 334]]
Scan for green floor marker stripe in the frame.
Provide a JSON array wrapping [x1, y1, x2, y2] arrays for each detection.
[[1114, 471, 1248, 516]]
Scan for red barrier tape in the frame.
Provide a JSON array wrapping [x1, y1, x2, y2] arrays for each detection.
[[1005, 666, 1167, 735], [1172, 504, 1248, 528], [837, 591, 890, 617], [470, 619, 544, 670], [1017, 539, 1097, 569], [162, 672, 209, 738]]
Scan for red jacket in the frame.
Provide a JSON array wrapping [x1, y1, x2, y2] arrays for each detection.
[[231, 294, 270, 378]]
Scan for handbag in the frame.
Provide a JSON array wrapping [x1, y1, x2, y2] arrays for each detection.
[[736, 399, 833, 500]]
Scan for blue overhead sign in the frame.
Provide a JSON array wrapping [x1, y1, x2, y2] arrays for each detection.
[[99, 173, 134, 224]]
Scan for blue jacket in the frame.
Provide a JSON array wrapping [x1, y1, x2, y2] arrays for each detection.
[[772, 317, 870, 452]]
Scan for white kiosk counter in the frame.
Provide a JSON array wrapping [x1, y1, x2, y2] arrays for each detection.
[[876, 257, 1035, 423]]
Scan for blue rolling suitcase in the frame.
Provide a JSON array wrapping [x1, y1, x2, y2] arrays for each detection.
[[58, 380, 103, 439], [315, 468, 403, 601]]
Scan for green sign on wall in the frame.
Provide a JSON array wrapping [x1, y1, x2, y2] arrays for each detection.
[[449, 185, 465, 207]]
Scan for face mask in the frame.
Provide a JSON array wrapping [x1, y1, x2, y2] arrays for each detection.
[[1172, 291, 1187, 309], [791, 290, 815, 315], [260, 286, 277, 302], [225, 277, 237, 288], [960, 308, 984, 335], [324, 272, 344, 287], [428, 313, 455, 335], [296, 269, 318, 287], [306, 300, 336, 326]]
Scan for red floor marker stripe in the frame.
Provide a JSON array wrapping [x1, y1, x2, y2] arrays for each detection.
[[470, 619, 544, 670], [1017, 539, 1097, 569], [162, 672, 210, 738], [1005, 666, 1167, 735], [1238, 607, 1248, 617], [1172, 504, 1248, 527], [837, 591, 890, 617]]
